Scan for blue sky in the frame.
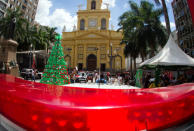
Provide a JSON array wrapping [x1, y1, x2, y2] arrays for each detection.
[[35, 0, 176, 34]]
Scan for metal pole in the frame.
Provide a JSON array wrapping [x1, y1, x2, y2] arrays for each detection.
[[110, 43, 113, 76], [69, 56, 71, 73], [29, 44, 32, 69], [67, 48, 72, 73], [98, 48, 100, 88], [29, 53, 31, 69]]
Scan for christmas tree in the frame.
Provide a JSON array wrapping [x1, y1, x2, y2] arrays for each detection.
[[40, 35, 70, 85]]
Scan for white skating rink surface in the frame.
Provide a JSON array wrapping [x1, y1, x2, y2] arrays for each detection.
[[65, 83, 139, 89]]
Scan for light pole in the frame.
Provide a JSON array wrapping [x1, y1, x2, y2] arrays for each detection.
[[95, 47, 101, 87], [107, 45, 123, 74], [110, 43, 113, 75], [29, 44, 33, 69], [115, 48, 122, 72], [116, 55, 122, 72], [65, 48, 72, 72]]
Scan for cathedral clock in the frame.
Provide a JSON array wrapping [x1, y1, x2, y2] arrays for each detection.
[[89, 19, 97, 27]]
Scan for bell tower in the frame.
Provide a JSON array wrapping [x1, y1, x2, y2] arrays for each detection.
[[87, 0, 102, 10], [77, 0, 110, 30]]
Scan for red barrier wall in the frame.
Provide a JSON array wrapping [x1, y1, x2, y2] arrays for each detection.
[[0, 74, 194, 131], [188, 0, 194, 24]]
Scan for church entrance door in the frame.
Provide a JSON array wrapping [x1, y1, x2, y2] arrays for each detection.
[[87, 54, 97, 71]]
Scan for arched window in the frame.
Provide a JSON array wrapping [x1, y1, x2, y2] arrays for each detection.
[[80, 19, 85, 30], [101, 18, 106, 30], [91, 0, 96, 10]]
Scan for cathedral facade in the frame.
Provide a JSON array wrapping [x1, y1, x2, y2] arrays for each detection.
[[62, 0, 125, 72]]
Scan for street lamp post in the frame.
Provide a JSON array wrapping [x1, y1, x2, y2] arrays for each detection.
[[94, 47, 101, 87], [117, 55, 122, 72], [110, 43, 113, 75], [107, 45, 123, 74], [29, 44, 33, 69], [115, 48, 122, 72], [65, 48, 72, 72]]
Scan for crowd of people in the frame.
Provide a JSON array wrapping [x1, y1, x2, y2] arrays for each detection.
[[30, 67, 194, 87], [70, 70, 194, 87], [143, 71, 194, 88], [69, 69, 135, 85]]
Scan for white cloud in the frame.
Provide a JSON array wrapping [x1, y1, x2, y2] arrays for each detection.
[[35, 0, 77, 33], [162, 22, 176, 30], [123, 3, 128, 9], [48, 9, 77, 32], [102, 0, 116, 9]]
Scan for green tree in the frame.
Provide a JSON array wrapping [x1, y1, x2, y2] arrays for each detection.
[[118, 1, 167, 72], [123, 40, 139, 76], [0, 8, 57, 52], [44, 26, 57, 53], [0, 8, 26, 40], [17, 24, 57, 51]]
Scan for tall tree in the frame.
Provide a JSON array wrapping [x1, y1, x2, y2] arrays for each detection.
[[45, 26, 57, 52], [0, 8, 26, 40], [118, 1, 168, 72], [154, 0, 171, 35], [0, 8, 58, 52]]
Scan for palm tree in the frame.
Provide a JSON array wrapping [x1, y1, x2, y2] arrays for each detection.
[[123, 41, 139, 76], [0, 8, 58, 52], [154, 0, 171, 36], [37, 27, 47, 50], [45, 27, 57, 43], [0, 8, 26, 40], [118, 1, 168, 72], [44, 26, 57, 52]]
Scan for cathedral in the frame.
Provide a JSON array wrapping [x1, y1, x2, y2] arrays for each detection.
[[62, 0, 125, 72]]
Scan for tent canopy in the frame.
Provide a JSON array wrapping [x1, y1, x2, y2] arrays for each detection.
[[140, 35, 194, 68]]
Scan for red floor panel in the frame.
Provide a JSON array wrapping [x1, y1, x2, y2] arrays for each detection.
[[0, 74, 193, 131]]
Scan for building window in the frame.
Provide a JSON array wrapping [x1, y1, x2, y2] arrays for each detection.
[[78, 54, 83, 59], [80, 19, 85, 30], [101, 18, 106, 30], [91, 0, 96, 10], [100, 54, 106, 59], [78, 46, 83, 51], [100, 46, 106, 51]]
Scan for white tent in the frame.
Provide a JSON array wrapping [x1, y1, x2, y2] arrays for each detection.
[[140, 35, 194, 67]]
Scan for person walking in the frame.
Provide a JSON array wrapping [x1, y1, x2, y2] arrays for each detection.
[[118, 75, 122, 85], [107, 72, 110, 83], [32, 69, 35, 82], [144, 72, 151, 88], [95, 72, 98, 82]]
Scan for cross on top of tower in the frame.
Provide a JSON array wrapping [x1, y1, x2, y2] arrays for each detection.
[[78, 4, 83, 10], [104, 3, 109, 9]]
